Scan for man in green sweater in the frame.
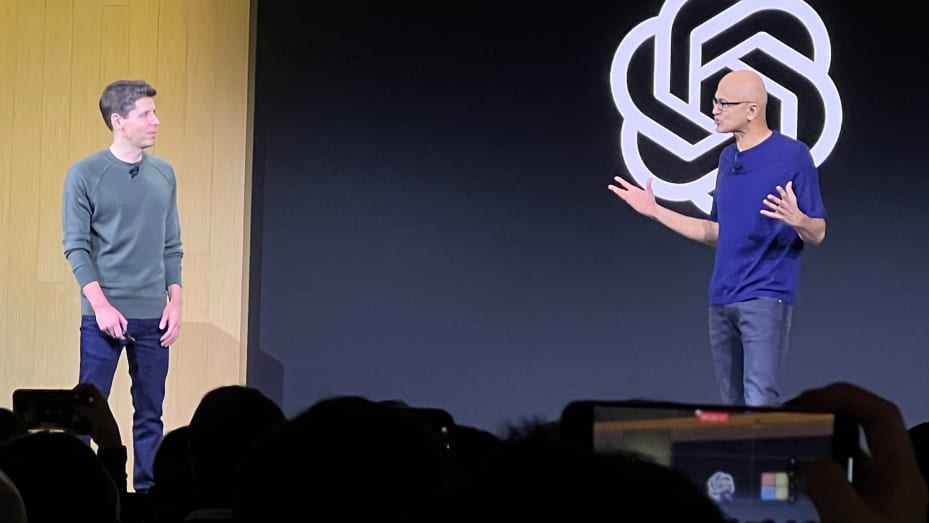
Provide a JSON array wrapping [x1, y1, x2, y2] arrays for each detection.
[[61, 79, 184, 492]]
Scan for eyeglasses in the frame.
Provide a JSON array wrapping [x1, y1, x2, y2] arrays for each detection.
[[712, 98, 753, 110]]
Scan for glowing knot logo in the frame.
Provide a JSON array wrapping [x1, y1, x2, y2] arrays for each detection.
[[610, 0, 842, 214], [707, 470, 736, 502]]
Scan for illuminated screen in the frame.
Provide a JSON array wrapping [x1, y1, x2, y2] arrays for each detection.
[[593, 406, 838, 522], [250, 0, 929, 439]]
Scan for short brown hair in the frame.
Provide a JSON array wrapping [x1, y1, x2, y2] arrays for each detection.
[[98, 79, 157, 131]]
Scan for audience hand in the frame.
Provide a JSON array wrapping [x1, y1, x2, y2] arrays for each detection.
[[72, 383, 122, 449], [788, 382, 928, 523]]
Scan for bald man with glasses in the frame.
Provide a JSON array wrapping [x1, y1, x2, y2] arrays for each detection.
[[609, 69, 827, 407]]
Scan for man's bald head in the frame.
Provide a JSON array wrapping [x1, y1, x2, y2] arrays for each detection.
[[713, 69, 770, 136], [718, 70, 768, 108]]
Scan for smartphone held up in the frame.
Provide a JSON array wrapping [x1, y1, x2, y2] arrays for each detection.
[[12, 388, 95, 435], [560, 399, 859, 523]]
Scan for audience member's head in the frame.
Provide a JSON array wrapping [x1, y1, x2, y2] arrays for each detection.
[[188, 385, 285, 508], [0, 430, 120, 523], [149, 424, 194, 523], [0, 469, 27, 523], [235, 395, 454, 522]]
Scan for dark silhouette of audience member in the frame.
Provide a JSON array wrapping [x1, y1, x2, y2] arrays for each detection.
[[1, 379, 925, 523], [444, 422, 505, 493], [790, 382, 928, 523], [147, 425, 194, 523], [0, 408, 27, 445], [234, 395, 454, 522], [0, 468, 27, 523], [910, 420, 929, 523], [186, 385, 286, 522], [72, 383, 129, 491], [445, 418, 731, 522], [73, 382, 157, 522], [909, 421, 929, 488], [0, 430, 120, 523], [2, 384, 151, 522]]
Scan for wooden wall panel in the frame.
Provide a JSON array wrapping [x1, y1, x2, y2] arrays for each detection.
[[0, 0, 254, 491], [37, 0, 75, 285], [8, 2, 45, 391], [0, 1, 17, 375]]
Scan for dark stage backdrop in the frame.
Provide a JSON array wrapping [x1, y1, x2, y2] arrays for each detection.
[[247, 0, 929, 433]]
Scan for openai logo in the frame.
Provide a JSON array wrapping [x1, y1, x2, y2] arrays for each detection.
[[610, 0, 842, 214], [707, 470, 736, 502]]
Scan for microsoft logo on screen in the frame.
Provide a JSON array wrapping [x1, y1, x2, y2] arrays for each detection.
[[609, 0, 842, 214], [760, 471, 791, 501]]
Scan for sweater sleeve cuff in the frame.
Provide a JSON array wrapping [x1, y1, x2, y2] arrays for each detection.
[[164, 257, 182, 287], [71, 259, 99, 289]]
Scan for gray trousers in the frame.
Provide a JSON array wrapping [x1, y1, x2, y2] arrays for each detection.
[[708, 297, 793, 406]]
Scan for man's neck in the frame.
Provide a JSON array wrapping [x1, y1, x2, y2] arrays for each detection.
[[733, 126, 773, 152], [109, 141, 144, 163]]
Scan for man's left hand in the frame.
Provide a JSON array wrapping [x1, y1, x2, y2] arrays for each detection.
[[159, 299, 182, 347], [760, 180, 806, 226]]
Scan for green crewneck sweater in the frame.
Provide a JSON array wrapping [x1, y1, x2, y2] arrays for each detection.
[[62, 149, 183, 318]]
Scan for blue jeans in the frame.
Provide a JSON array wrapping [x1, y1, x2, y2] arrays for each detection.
[[708, 297, 793, 406], [80, 315, 169, 491]]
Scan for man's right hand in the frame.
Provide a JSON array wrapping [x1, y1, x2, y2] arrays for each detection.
[[93, 302, 128, 339], [82, 281, 127, 339], [608, 176, 658, 219]]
